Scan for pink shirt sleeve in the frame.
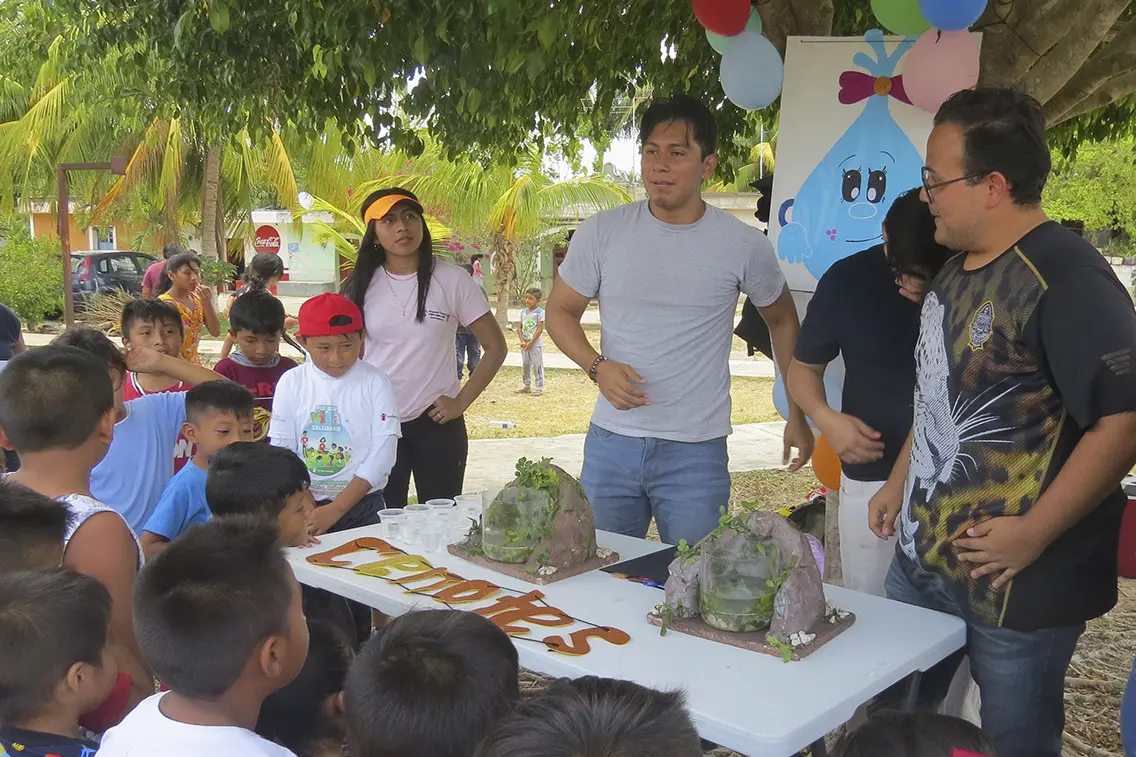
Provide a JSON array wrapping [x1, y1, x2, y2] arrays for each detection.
[[142, 261, 164, 290]]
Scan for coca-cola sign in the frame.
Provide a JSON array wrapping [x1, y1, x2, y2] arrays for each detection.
[[254, 225, 281, 254]]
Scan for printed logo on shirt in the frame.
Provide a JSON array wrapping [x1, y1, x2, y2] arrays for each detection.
[[300, 406, 353, 477], [968, 301, 994, 351], [425, 308, 452, 323]]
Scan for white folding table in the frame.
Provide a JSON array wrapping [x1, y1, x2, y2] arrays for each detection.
[[289, 527, 965, 757]]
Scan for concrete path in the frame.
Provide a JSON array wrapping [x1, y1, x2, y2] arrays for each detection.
[[462, 421, 789, 493]]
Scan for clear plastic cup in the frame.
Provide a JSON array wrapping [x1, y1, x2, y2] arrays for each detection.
[[377, 508, 407, 540], [418, 522, 445, 553], [455, 493, 483, 530], [404, 504, 429, 544]]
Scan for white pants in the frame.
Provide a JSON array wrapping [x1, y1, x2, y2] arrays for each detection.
[[838, 476, 896, 596]]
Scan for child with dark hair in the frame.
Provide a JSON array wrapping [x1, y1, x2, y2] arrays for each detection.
[[256, 619, 354, 757], [215, 290, 299, 440], [516, 287, 545, 396], [344, 609, 519, 757], [206, 441, 313, 548], [0, 345, 152, 714], [269, 293, 400, 535], [834, 712, 998, 757], [0, 302, 27, 472], [52, 327, 222, 531], [120, 298, 195, 473], [473, 676, 700, 757], [0, 570, 119, 757], [156, 252, 220, 364], [0, 479, 71, 572], [219, 252, 298, 360], [98, 517, 310, 757], [139, 380, 255, 559], [207, 441, 355, 643]]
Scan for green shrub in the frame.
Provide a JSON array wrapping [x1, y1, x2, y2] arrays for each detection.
[[0, 217, 64, 326]]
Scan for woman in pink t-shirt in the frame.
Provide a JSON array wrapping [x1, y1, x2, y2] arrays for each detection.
[[342, 188, 506, 508]]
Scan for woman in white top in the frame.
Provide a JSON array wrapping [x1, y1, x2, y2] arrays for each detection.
[[342, 188, 506, 509]]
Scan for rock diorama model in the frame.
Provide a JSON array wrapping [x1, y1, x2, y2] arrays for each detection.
[[450, 457, 619, 585], [649, 509, 854, 661]]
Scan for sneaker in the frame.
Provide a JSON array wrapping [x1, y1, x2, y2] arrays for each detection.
[[518, 387, 531, 394], [532, 390, 543, 397]]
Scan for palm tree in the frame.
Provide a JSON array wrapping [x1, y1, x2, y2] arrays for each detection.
[[707, 118, 777, 193]]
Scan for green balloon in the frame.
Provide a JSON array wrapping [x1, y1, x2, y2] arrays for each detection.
[[705, 10, 763, 55], [871, 0, 931, 36]]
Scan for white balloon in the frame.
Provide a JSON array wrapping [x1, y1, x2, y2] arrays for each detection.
[[719, 31, 784, 110]]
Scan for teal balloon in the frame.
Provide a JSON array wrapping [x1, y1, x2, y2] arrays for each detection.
[[871, 0, 931, 36], [705, 10, 762, 55]]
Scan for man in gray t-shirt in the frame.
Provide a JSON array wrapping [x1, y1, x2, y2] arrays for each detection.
[[546, 95, 813, 547]]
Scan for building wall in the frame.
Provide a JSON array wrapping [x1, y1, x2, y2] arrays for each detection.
[[29, 213, 151, 251]]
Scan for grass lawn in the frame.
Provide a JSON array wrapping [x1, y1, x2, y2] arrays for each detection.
[[465, 367, 780, 440]]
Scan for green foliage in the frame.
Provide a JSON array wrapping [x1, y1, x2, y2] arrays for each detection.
[[514, 456, 560, 496], [766, 633, 795, 663], [0, 216, 63, 325], [676, 539, 698, 565], [198, 258, 237, 289], [1043, 138, 1136, 236]]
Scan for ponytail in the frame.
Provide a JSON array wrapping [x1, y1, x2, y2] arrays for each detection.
[[246, 252, 285, 293]]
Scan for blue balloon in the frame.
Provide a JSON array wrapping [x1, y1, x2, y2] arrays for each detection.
[[773, 376, 791, 422], [918, 0, 986, 31], [720, 31, 783, 110], [823, 356, 844, 414]]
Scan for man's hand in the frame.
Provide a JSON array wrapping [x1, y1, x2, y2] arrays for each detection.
[[823, 412, 885, 464], [309, 504, 344, 536], [123, 344, 167, 375], [782, 413, 814, 471], [868, 480, 903, 539], [430, 395, 466, 424], [595, 360, 649, 410], [954, 516, 1047, 590]]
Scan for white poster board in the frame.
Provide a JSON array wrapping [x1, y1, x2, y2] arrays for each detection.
[[770, 31, 965, 307]]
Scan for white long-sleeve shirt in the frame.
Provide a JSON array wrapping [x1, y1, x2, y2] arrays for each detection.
[[269, 359, 401, 500]]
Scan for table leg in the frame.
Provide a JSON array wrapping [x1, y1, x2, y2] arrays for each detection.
[[902, 671, 923, 711]]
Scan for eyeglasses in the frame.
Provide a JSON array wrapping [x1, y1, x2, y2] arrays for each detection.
[[921, 166, 987, 203]]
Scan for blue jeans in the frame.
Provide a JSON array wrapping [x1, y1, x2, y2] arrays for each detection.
[[579, 424, 729, 546], [456, 332, 481, 379], [885, 553, 1084, 757], [1124, 657, 1136, 757]]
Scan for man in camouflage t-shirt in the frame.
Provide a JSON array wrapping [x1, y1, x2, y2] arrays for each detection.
[[870, 89, 1136, 757]]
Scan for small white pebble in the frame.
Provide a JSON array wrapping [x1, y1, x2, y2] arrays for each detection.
[[596, 548, 613, 558], [537, 566, 558, 576]]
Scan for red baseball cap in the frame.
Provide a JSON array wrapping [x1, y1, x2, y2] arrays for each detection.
[[297, 293, 364, 337]]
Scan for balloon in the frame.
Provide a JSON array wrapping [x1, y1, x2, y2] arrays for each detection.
[[903, 29, 980, 114], [705, 9, 762, 54], [720, 31, 784, 110], [773, 376, 791, 422], [870, 0, 931, 36], [692, 0, 750, 37], [918, 0, 987, 31], [813, 435, 842, 490], [823, 356, 844, 414]]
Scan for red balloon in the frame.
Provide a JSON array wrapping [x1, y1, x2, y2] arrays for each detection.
[[692, 0, 751, 37]]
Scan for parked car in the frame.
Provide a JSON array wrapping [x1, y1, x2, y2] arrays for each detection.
[[71, 250, 157, 309]]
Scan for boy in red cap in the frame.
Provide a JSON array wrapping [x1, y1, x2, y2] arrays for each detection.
[[269, 293, 400, 536]]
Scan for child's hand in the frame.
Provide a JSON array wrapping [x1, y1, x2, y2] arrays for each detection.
[[285, 316, 298, 330], [309, 504, 342, 535], [194, 283, 214, 301], [301, 517, 321, 547], [123, 344, 167, 375]]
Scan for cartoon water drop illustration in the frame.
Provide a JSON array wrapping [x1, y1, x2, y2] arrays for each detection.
[[777, 29, 924, 282]]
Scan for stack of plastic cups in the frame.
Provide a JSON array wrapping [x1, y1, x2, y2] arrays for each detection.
[[425, 499, 455, 551], [403, 504, 429, 547]]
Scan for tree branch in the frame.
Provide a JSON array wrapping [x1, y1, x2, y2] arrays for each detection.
[[757, 0, 835, 55], [1052, 70, 1136, 124], [1045, 20, 1136, 122], [1013, 0, 1129, 104], [979, 0, 1084, 86]]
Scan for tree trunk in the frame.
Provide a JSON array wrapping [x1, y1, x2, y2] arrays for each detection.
[[491, 232, 516, 326], [200, 146, 222, 260]]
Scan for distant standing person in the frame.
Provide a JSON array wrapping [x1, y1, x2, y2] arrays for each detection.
[[342, 188, 506, 509], [470, 253, 485, 287], [0, 303, 26, 472], [456, 263, 486, 381], [546, 94, 812, 547], [516, 288, 545, 397], [157, 252, 221, 365], [141, 244, 184, 299]]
